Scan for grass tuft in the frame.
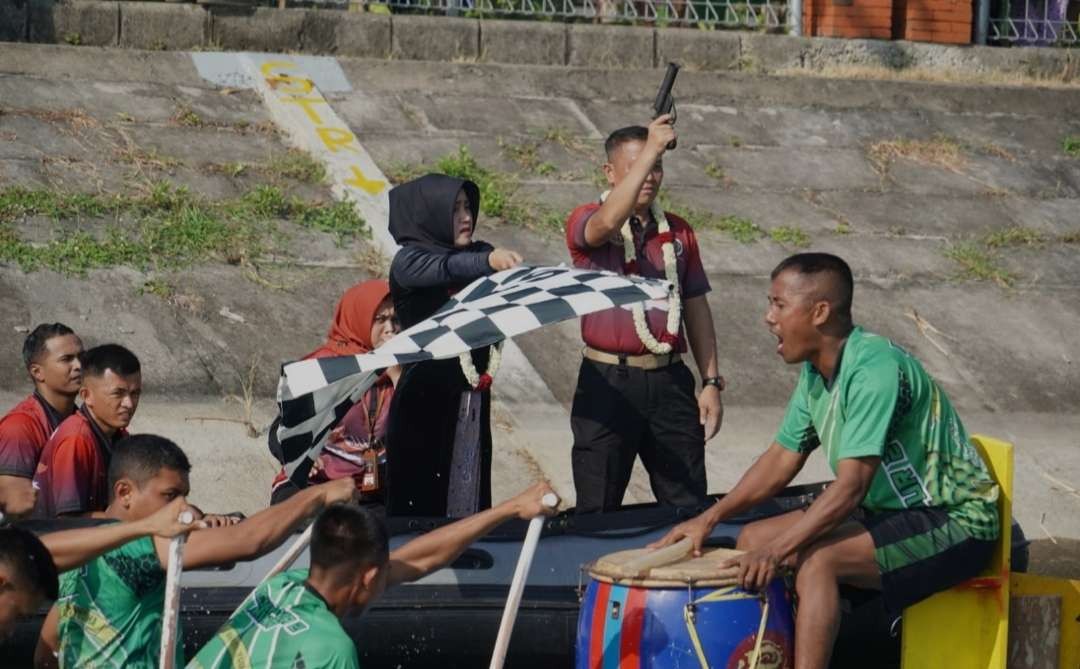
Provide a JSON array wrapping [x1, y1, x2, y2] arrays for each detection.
[[265, 150, 327, 184], [0, 184, 368, 275], [869, 135, 965, 173], [769, 226, 811, 248], [983, 226, 1046, 248], [1064, 136, 1080, 158], [943, 242, 1016, 287]]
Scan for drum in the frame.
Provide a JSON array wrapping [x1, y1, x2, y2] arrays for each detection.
[[576, 547, 795, 669]]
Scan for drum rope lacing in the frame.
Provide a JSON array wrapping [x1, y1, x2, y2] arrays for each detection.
[[682, 585, 770, 669]]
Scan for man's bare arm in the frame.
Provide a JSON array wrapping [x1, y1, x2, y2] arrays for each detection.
[[768, 457, 877, 562], [42, 497, 199, 572], [583, 115, 675, 247], [387, 482, 557, 587], [650, 443, 809, 554], [683, 294, 723, 439], [155, 478, 355, 570]]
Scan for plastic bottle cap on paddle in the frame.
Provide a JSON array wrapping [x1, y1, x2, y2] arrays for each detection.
[[178, 511, 195, 525]]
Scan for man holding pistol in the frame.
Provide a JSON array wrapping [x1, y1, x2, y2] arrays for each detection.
[[564, 114, 724, 513]]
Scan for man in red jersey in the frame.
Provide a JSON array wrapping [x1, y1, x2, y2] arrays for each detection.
[[0, 323, 83, 519], [33, 344, 141, 517]]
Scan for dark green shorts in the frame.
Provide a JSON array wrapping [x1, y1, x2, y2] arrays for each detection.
[[858, 507, 996, 616]]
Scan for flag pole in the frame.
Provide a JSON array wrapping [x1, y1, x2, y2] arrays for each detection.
[[489, 492, 559, 669]]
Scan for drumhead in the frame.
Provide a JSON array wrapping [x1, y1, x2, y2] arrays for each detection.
[[588, 547, 744, 587]]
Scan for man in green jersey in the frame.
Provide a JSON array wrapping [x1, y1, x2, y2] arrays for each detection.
[[39, 434, 356, 668], [2, 496, 201, 639], [652, 252, 1000, 669], [188, 481, 557, 669]]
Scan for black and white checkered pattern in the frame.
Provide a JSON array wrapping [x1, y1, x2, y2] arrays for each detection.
[[276, 265, 673, 485]]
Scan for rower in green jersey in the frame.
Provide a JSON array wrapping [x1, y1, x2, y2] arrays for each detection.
[[40, 434, 358, 668], [651, 253, 1001, 669], [190, 569, 358, 669], [188, 482, 557, 669]]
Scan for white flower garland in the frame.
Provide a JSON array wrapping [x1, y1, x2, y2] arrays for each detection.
[[601, 190, 681, 354], [459, 343, 502, 391]]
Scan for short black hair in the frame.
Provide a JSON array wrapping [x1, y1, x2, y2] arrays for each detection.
[[771, 252, 854, 322], [108, 434, 191, 493], [605, 126, 649, 159], [0, 527, 59, 600], [22, 323, 77, 369], [80, 344, 140, 379], [310, 505, 389, 574]]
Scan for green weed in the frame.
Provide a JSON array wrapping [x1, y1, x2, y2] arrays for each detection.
[[498, 138, 559, 177], [172, 106, 203, 128], [265, 150, 326, 184], [0, 184, 368, 275], [714, 215, 764, 243], [140, 278, 174, 299], [769, 226, 811, 248], [704, 162, 726, 182], [983, 226, 1045, 248], [943, 242, 1016, 287], [1064, 135, 1080, 157]]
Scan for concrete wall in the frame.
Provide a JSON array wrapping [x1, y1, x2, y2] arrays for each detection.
[[2, 0, 1078, 81]]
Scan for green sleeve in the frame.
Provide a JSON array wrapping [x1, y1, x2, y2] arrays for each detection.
[[837, 360, 903, 460], [774, 365, 820, 454]]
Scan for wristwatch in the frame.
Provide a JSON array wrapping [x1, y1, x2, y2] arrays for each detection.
[[702, 376, 726, 392]]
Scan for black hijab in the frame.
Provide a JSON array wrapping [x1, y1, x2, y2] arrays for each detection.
[[388, 174, 480, 252]]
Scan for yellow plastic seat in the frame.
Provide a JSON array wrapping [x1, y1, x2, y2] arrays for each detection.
[[901, 434, 1013, 669]]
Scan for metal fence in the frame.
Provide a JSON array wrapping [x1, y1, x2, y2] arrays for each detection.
[[988, 0, 1080, 43], [363, 0, 1080, 45], [379, 0, 787, 29]]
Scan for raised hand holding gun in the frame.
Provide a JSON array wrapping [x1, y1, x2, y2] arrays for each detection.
[[652, 62, 680, 150], [646, 114, 677, 160]]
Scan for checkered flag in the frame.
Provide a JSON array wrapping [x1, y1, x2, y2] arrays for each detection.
[[276, 265, 673, 485]]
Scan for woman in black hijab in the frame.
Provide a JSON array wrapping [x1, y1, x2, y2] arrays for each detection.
[[385, 174, 523, 517]]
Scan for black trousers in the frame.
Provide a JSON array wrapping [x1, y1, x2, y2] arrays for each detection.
[[570, 357, 707, 514]]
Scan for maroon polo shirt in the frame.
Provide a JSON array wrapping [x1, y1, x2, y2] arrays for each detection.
[[0, 392, 64, 479], [565, 202, 711, 355]]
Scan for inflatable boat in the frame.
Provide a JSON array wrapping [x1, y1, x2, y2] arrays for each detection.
[[3, 483, 1028, 668]]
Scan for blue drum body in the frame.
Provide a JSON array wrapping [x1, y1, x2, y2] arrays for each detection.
[[576, 576, 795, 669]]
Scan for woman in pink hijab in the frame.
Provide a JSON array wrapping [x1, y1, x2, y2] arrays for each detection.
[[270, 280, 400, 504]]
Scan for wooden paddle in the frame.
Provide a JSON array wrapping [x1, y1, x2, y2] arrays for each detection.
[[159, 510, 195, 669], [489, 492, 560, 669]]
